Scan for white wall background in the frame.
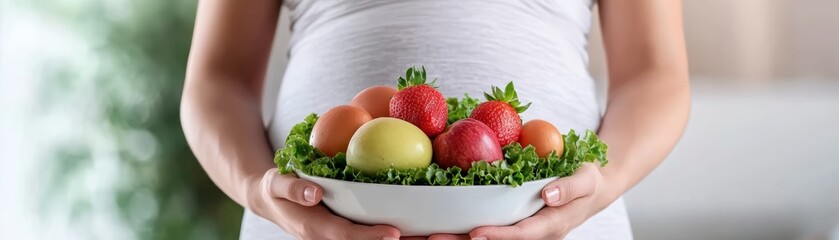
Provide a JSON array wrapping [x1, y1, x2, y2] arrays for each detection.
[[623, 81, 839, 240]]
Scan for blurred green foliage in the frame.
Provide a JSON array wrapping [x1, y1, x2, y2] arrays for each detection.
[[29, 0, 243, 239]]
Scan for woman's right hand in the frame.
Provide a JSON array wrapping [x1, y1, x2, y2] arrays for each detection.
[[249, 168, 402, 240]]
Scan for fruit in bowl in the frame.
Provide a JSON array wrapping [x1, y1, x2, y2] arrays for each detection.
[[433, 118, 503, 170], [274, 66, 608, 235], [346, 117, 433, 174]]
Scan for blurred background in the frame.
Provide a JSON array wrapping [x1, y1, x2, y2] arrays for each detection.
[[1, 0, 837, 239]]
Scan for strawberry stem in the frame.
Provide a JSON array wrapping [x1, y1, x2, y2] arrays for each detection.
[[397, 66, 434, 90], [483, 82, 532, 113]]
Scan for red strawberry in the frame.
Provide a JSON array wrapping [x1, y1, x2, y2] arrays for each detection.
[[389, 66, 448, 137], [469, 82, 532, 146]]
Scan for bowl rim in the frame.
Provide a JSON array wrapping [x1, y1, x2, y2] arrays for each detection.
[[293, 169, 558, 189]]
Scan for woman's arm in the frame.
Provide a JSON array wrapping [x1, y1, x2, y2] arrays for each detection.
[[181, 0, 400, 239], [437, 1, 690, 239], [593, 0, 691, 206], [182, 0, 280, 211]]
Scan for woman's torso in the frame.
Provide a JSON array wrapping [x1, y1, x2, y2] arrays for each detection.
[[251, 1, 631, 239]]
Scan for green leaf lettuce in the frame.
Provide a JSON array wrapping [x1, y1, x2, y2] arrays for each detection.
[[275, 113, 608, 187]]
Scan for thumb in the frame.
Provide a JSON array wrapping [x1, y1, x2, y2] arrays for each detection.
[[262, 168, 323, 206], [541, 163, 600, 207]]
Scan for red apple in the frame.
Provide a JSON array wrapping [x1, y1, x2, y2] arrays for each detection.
[[433, 118, 504, 171]]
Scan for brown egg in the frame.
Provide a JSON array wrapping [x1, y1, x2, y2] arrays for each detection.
[[350, 85, 398, 118], [310, 105, 373, 156], [519, 119, 564, 158]]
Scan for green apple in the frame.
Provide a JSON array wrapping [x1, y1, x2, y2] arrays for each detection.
[[347, 117, 432, 174]]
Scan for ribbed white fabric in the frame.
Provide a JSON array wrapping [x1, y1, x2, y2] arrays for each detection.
[[248, 0, 632, 239]]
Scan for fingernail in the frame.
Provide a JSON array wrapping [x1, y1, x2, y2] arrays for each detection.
[[472, 236, 487, 240], [546, 187, 560, 204], [303, 186, 316, 203], [383, 237, 399, 240]]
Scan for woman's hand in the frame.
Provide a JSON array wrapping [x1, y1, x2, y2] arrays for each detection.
[[251, 168, 402, 240], [469, 163, 607, 240], [428, 163, 613, 240]]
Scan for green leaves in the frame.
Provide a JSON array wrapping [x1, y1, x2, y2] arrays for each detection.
[[275, 113, 319, 174], [396, 66, 433, 90], [482, 82, 532, 113], [274, 115, 608, 187], [446, 94, 480, 124]]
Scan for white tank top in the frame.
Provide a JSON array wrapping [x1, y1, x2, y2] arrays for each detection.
[[248, 1, 632, 239]]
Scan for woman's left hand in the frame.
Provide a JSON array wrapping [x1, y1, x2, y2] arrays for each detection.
[[427, 163, 610, 240]]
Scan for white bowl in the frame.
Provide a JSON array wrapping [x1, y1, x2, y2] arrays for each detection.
[[296, 170, 556, 236]]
